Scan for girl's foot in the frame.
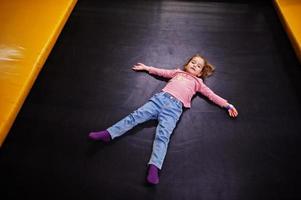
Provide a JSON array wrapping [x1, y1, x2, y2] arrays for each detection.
[[88, 130, 111, 142], [146, 164, 159, 185]]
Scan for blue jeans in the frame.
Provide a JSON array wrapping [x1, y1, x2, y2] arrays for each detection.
[[107, 92, 183, 170]]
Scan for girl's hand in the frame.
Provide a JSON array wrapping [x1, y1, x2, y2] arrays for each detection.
[[132, 63, 148, 71], [226, 104, 238, 118]]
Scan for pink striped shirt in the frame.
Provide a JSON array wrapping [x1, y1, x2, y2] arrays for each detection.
[[145, 66, 228, 108]]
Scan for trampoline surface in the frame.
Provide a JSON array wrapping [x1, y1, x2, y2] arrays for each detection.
[[0, 0, 300, 199]]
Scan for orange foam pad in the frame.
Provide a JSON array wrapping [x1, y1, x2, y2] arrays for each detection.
[[0, 0, 77, 146], [274, 0, 301, 62]]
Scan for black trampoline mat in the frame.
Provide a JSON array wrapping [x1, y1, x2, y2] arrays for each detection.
[[1, 0, 300, 199]]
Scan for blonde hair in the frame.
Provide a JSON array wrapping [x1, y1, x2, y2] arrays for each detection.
[[183, 54, 215, 79]]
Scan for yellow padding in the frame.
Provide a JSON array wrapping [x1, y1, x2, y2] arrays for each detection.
[[274, 0, 301, 62], [0, 0, 77, 147]]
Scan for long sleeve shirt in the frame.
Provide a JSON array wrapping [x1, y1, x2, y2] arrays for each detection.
[[144, 66, 228, 108]]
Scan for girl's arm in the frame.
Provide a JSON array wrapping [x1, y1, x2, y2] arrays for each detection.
[[197, 80, 228, 107], [197, 80, 238, 117], [132, 63, 178, 78]]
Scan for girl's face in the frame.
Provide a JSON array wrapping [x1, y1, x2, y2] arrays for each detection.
[[185, 56, 205, 77]]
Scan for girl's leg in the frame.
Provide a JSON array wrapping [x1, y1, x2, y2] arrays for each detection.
[[146, 105, 182, 185], [107, 100, 160, 140], [147, 114, 178, 170], [147, 100, 182, 170]]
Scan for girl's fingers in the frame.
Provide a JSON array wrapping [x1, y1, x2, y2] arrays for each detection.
[[132, 66, 140, 70], [229, 109, 238, 117], [233, 111, 238, 117], [132, 65, 144, 70], [138, 63, 147, 67], [231, 108, 238, 117]]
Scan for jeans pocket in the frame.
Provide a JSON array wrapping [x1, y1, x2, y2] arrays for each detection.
[[172, 103, 182, 120], [175, 101, 183, 112]]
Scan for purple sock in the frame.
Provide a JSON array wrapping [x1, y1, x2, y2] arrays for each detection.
[[146, 164, 160, 185], [88, 130, 111, 142]]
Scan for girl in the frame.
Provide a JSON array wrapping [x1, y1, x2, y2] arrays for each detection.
[[89, 54, 238, 185]]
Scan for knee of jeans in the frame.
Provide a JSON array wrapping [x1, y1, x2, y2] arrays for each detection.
[[158, 122, 175, 135], [155, 131, 170, 143], [129, 110, 150, 123], [135, 108, 157, 120], [128, 112, 138, 123], [160, 118, 176, 128]]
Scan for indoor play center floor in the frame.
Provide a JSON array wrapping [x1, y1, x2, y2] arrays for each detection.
[[1, 0, 301, 199]]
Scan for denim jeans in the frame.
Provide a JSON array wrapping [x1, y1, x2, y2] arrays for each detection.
[[107, 91, 183, 170]]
